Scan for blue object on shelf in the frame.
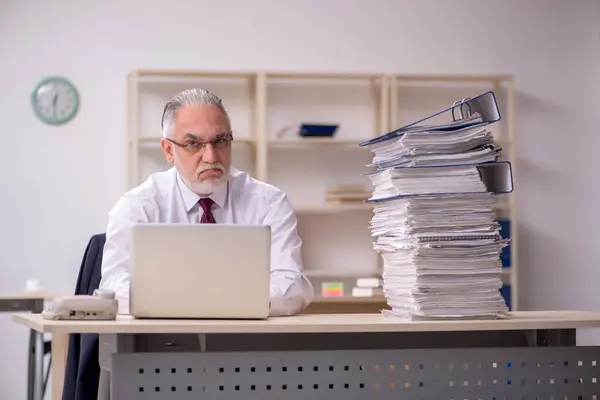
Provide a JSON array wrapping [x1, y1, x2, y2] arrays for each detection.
[[500, 284, 512, 310], [498, 219, 511, 267], [299, 124, 339, 137]]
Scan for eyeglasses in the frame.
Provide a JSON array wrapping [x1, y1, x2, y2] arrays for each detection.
[[165, 134, 233, 154]]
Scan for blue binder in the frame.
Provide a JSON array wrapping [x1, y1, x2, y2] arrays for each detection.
[[500, 284, 512, 310], [365, 161, 514, 203], [498, 219, 512, 268], [358, 91, 501, 147]]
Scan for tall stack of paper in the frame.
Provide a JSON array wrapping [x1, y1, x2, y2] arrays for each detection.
[[359, 92, 513, 320]]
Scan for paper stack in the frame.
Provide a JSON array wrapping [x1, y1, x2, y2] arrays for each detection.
[[359, 93, 512, 320]]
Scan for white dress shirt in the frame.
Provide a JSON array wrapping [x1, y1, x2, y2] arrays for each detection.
[[99, 166, 314, 316]]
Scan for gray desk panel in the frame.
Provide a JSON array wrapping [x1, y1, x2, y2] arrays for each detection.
[[111, 345, 600, 399], [110, 329, 573, 354], [99, 329, 594, 399], [0, 298, 43, 313]]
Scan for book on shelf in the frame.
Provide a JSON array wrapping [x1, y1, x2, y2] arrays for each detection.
[[352, 277, 383, 298], [359, 91, 514, 321], [352, 287, 384, 297], [324, 184, 370, 204], [356, 277, 382, 288]]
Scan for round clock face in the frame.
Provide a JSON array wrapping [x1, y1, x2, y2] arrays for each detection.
[[31, 76, 79, 125]]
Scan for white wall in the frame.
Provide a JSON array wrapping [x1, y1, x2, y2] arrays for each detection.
[[1, 0, 599, 397]]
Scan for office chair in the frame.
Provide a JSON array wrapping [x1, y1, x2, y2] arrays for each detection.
[[61, 233, 105, 400]]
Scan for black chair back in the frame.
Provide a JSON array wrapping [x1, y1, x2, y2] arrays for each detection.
[[61, 233, 105, 400]]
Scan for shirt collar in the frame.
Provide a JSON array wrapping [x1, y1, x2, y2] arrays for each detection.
[[176, 171, 228, 213]]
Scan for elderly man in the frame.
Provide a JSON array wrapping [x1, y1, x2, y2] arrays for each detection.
[[99, 88, 314, 316]]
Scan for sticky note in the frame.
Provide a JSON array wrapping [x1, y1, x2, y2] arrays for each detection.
[[321, 282, 344, 297]]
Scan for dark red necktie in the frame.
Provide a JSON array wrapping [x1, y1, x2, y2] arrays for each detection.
[[199, 198, 216, 223]]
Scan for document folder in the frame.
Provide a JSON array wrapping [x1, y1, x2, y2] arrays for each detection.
[[358, 91, 501, 147], [365, 161, 513, 202]]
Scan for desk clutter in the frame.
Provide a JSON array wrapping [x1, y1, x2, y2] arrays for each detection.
[[309, 274, 384, 298], [359, 91, 514, 320]]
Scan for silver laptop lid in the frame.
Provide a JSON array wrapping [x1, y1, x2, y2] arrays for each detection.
[[130, 223, 271, 319]]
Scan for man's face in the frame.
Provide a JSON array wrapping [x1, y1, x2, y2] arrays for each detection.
[[160, 105, 232, 195]]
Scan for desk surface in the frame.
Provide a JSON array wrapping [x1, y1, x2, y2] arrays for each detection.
[[12, 310, 600, 335]]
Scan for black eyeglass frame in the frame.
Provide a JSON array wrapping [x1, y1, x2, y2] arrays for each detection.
[[165, 133, 234, 153]]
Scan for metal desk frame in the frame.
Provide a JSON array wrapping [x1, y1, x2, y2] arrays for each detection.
[[98, 327, 600, 399], [0, 297, 48, 400]]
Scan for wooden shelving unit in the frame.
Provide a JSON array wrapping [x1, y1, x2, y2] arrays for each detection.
[[126, 70, 518, 311]]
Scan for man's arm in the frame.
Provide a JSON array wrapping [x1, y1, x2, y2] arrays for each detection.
[[263, 191, 314, 316], [99, 196, 150, 314]]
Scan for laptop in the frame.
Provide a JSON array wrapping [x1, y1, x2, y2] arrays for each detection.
[[129, 223, 271, 319]]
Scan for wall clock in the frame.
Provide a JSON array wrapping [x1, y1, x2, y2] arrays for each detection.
[[31, 76, 80, 125]]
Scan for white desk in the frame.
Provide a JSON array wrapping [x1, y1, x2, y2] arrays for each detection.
[[0, 291, 65, 400], [13, 310, 600, 399]]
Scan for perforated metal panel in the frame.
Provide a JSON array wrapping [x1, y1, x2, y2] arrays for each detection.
[[111, 347, 600, 399]]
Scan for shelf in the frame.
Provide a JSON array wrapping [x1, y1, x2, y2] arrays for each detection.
[[133, 69, 256, 81], [127, 69, 516, 311], [265, 72, 381, 81], [294, 203, 373, 214], [132, 69, 384, 82], [502, 268, 511, 283], [135, 136, 255, 145], [268, 138, 364, 147], [305, 269, 379, 278], [393, 74, 513, 83]]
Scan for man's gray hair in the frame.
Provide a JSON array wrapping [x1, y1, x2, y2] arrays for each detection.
[[161, 88, 230, 138]]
